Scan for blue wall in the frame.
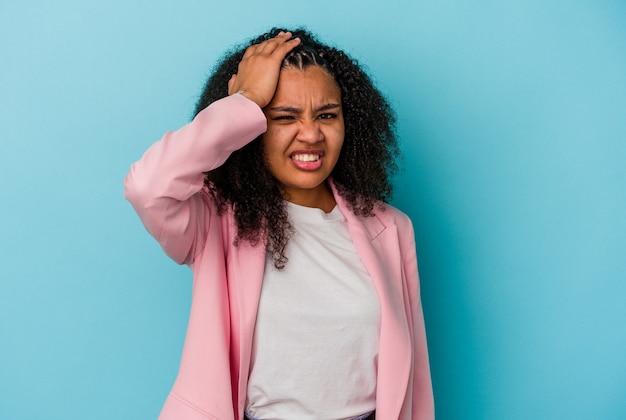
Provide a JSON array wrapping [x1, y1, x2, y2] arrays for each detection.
[[1, 1, 625, 418]]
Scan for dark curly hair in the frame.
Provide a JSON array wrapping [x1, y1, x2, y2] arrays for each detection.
[[196, 27, 399, 268]]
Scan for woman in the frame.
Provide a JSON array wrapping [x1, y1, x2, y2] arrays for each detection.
[[125, 28, 433, 420]]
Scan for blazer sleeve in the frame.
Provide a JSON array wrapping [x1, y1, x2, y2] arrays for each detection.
[[123, 94, 267, 265], [402, 217, 435, 419]]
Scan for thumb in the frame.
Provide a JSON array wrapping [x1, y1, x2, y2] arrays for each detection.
[[228, 74, 237, 95]]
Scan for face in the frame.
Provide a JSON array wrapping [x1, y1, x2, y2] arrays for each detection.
[[262, 66, 344, 209]]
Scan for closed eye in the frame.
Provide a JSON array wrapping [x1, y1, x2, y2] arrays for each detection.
[[272, 115, 296, 120]]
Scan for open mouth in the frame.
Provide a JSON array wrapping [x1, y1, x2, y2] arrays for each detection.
[[290, 151, 324, 170], [291, 153, 321, 162]]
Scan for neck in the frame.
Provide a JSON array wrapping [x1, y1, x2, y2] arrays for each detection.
[[283, 183, 336, 213]]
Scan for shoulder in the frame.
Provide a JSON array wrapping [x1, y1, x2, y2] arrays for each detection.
[[340, 199, 415, 244], [372, 202, 413, 232], [331, 182, 412, 227]]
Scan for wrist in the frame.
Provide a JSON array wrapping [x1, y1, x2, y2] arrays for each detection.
[[237, 90, 265, 108]]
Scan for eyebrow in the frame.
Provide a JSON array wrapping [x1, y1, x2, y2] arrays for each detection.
[[267, 103, 341, 113]]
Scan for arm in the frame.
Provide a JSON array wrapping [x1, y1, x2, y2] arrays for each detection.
[[123, 94, 266, 264], [124, 32, 301, 265]]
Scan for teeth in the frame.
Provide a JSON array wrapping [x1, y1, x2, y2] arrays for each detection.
[[292, 153, 320, 162]]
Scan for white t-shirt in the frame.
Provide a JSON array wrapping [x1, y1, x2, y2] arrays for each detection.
[[245, 202, 380, 420]]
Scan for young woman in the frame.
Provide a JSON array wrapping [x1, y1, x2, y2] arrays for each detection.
[[125, 28, 433, 420]]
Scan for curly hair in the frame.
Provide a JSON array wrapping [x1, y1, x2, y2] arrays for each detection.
[[195, 27, 399, 268]]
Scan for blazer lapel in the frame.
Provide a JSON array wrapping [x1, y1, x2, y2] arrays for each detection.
[[229, 188, 412, 419], [229, 236, 266, 419], [333, 189, 412, 419]]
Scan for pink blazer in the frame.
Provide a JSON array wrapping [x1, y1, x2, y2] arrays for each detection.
[[124, 94, 434, 420]]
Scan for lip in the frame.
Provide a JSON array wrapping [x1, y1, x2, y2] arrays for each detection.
[[290, 150, 325, 171]]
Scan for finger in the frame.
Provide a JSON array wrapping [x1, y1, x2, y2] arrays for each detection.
[[228, 74, 237, 95], [274, 36, 301, 56], [259, 36, 300, 64], [242, 33, 283, 58], [253, 35, 299, 62], [254, 31, 292, 54], [242, 34, 283, 58], [242, 44, 259, 59]]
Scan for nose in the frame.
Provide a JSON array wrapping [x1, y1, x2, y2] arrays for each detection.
[[296, 119, 323, 143]]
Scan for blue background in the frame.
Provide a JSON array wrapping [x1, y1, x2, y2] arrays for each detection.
[[1, 0, 625, 419]]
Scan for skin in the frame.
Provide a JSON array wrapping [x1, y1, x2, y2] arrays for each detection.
[[262, 66, 344, 212], [227, 31, 301, 108], [228, 32, 344, 212]]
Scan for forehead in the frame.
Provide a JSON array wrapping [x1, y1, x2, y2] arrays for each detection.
[[270, 66, 341, 105]]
